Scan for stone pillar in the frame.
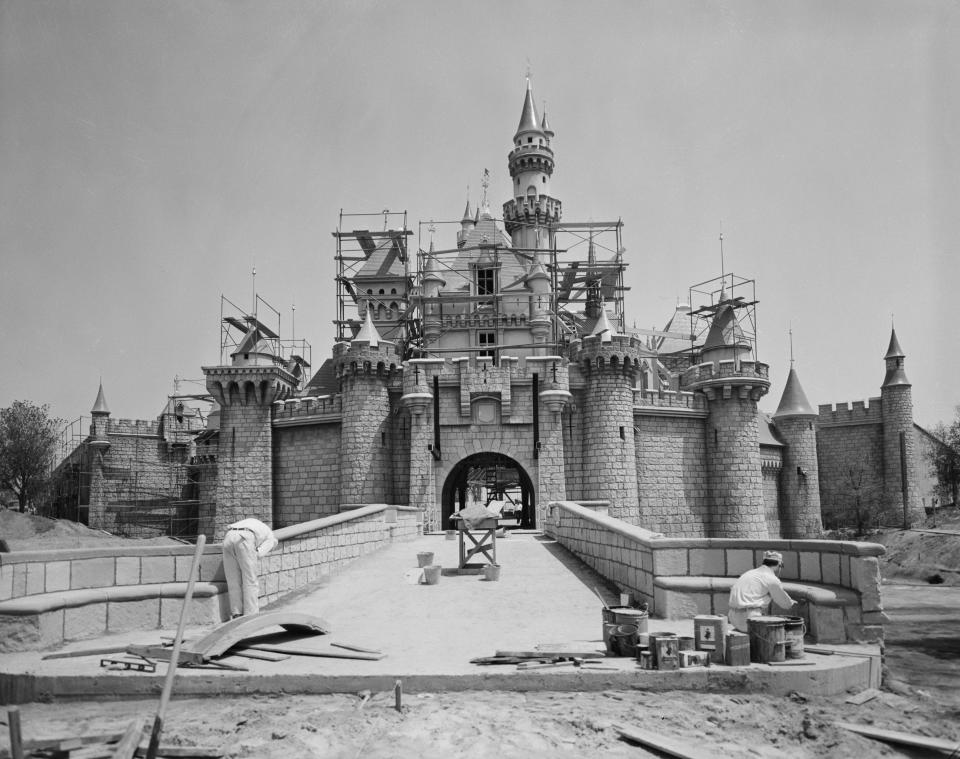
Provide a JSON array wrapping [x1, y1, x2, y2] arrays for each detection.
[[338, 364, 393, 506], [401, 359, 441, 530], [537, 385, 571, 526]]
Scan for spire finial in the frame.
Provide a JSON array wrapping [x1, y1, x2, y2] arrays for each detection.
[[789, 325, 795, 367], [291, 301, 296, 341], [251, 260, 257, 317], [481, 168, 490, 212]]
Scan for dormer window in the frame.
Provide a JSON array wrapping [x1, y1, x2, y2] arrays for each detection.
[[477, 267, 495, 296]]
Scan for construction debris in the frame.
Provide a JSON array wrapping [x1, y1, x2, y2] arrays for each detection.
[[834, 722, 960, 753], [844, 688, 881, 705], [613, 722, 716, 759]]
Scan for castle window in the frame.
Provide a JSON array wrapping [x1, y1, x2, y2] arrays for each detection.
[[378, 288, 385, 295], [527, 136, 532, 143], [477, 267, 495, 296], [478, 331, 495, 358], [390, 288, 397, 294]]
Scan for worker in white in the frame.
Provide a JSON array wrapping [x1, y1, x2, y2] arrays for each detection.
[[727, 550, 796, 632], [222, 518, 278, 618]]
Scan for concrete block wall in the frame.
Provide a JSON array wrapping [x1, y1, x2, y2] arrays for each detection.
[[634, 412, 709, 536], [272, 423, 343, 526], [546, 500, 885, 643], [816, 422, 883, 528]]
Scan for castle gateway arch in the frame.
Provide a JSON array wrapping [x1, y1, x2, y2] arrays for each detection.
[[440, 452, 536, 531]]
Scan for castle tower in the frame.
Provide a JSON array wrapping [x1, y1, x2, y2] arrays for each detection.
[[880, 327, 923, 527], [421, 241, 446, 349], [87, 383, 111, 529], [203, 329, 297, 538], [503, 80, 561, 251], [457, 199, 475, 249], [683, 303, 771, 538], [527, 255, 552, 354], [773, 367, 823, 538], [572, 324, 646, 521], [334, 310, 399, 507], [401, 357, 439, 529]]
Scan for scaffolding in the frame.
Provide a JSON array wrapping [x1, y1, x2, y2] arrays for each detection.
[[331, 209, 628, 360], [219, 293, 312, 390], [687, 271, 760, 360]]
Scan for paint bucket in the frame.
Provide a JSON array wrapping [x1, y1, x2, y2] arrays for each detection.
[[601, 606, 631, 649], [417, 551, 434, 568], [725, 631, 750, 666], [607, 623, 639, 657], [483, 563, 501, 582], [612, 608, 649, 636], [445, 530, 456, 540], [638, 649, 653, 669], [694, 615, 728, 665], [648, 632, 678, 670], [422, 565, 441, 585], [678, 636, 695, 651], [680, 650, 709, 668], [783, 616, 806, 659], [747, 616, 787, 663]]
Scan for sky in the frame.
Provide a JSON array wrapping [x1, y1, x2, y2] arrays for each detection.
[[1, 0, 957, 435]]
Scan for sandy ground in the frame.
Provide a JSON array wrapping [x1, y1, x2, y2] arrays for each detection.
[[0, 509, 180, 551], [1, 511, 958, 757]]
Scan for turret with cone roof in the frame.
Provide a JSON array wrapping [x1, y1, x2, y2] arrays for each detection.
[[503, 79, 561, 250], [879, 325, 922, 526], [773, 362, 823, 538], [89, 382, 111, 447]]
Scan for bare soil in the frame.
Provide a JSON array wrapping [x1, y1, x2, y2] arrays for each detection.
[[0, 508, 178, 551], [1, 512, 958, 756]]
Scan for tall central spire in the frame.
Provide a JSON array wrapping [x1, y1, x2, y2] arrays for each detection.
[[515, 78, 541, 139]]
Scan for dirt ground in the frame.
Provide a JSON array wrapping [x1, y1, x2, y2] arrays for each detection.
[[0, 509, 179, 551], [1, 511, 958, 757]]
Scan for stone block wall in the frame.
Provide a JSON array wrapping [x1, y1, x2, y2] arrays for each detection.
[[273, 423, 343, 526], [634, 411, 709, 536], [762, 458, 782, 536], [816, 419, 883, 529], [545, 500, 885, 643]]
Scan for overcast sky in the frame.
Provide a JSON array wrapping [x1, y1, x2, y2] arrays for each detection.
[[1, 0, 957, 434]]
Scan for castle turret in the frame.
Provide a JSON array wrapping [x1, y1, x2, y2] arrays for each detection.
[[773, 366, 823, 538], [571, 330, 646, 521], [527, 256, 552, 354], [334, 310, 399, 508], [421, 242, 446, 349], [87, 383, 111, 530], [682, 303, 771, 538], [203, 329, 297, 538], [457, 199, 475, 249], [503, 80, 561, 251], [880, 327, 923, 526]]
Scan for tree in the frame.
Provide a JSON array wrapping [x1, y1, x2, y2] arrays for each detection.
[[926, 405, 960, 509], [0, 401, 64, 512]]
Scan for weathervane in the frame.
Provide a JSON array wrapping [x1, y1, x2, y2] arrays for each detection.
[[481, 168, 490, 210]]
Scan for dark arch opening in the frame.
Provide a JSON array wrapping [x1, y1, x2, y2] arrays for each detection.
[[441, 452, 536, 531]]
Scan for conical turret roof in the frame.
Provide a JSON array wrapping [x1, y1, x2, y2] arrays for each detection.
[[461, 199, 473, 223], [355, 307, 383, 347], [773, 367, 816, 418], [591, 308, 614, 343], [884, 327, 905, 359], [92, 382, 110, 415], [541, 107, 553, 136], [514, 80, 543, 139]]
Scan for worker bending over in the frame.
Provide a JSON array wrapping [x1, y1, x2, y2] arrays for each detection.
[[222, 517, 278, 618], [727, 550, 796, 632]]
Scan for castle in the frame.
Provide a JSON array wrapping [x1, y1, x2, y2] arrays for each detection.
[[52, 82, 926, 541]]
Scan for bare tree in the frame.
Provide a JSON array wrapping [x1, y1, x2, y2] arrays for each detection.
[[926, 406, 960, 510], [0, 401, 64, 513]]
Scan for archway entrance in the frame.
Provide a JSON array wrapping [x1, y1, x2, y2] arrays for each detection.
[[441, 453, 536, 531]]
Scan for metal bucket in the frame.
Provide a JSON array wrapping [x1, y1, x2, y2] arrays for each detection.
[[422, 565, 441, 585], [417, 551, 434, 568], [606, 623, 639, 657], [783, 616, 806, 659], [747, 616, 787, 663]]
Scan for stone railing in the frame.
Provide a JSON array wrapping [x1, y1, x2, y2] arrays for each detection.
[[545, 500, 885, 643]]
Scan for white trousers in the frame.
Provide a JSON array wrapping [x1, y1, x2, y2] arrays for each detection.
[[728, 606, 764, 633], [223, 530, 260, 616]]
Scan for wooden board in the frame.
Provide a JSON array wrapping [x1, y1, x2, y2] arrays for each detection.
[[845, 688, 881, 705], [239, 643, 384, 661], [834, 722, 960, 752], [180, 611, 331, 660], [613, 723, 716, 759]]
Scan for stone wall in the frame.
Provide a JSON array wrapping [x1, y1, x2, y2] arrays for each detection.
[[272, 423, 343, 526], [545, 500, 885, 644], [634, 411, 709, 537], [816, 406, 884, 529]]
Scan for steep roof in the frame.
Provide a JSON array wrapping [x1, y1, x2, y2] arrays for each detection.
[[773, 367, 817, 418], [515, 80, 543, 139], [354, 232, 407, 281], [91, 383, 110, 415], [884, 327, 905, 359]]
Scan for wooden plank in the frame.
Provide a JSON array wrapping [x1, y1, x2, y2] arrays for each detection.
[[834, 722, 960, 752], [239, 644, 383, 661], [180, 611, 330, 660], [146, 535, 206, 759], [845, 688, 882, 705], [112, 720, 144, 759], [767, 660, 816, 667], [42, 646, 129, 660], [612, 723, 715, 759], [7, 708, 23, 759], [330, 642, 382, 655], [495, 649, 603, 659], [223, 649, 290, 662], [134, 746, 223, 757]]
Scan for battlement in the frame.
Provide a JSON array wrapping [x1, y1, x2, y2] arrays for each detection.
[[401, 355, 568, 391], [333, 339, 401, 379], [635, 389, 705, 412], [272, 395, 343, 424], [568, 334, 649, 373], [106, 418, 160, 436], [502, 195, 562, 233], [439, 311, 529, 330], [680, 358, 770, 388], [817, 398, 883, 426]]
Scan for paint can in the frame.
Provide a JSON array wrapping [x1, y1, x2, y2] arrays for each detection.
[[422, 565, 441, 585], [417, 551, 434, 568], [601, 606, 631, 649], [678, 636, 695, 651], [747, 616, 787, 663], [612, 608, 649, 635], [638, 649, 653, 669], [680, 650, 709, 668], [782, 616, 806, 659], [649, 632, 679, 670], [725, 631, 750, 666], [483, 563, 501, 582], [607, 623, 640, 657], [693, 614, 728, 664]]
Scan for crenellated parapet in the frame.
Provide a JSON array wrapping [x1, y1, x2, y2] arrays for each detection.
[[635, 389, 706, 412], [106, 418, 161, 436], [203, 365, 297, 408], [681, 358, 771, 401], [567, 334, 648, 377], [272, 395, 343, 427], [816, 398, 883, 427], [503, 195, 562, 236], [332, 340, 401, 381]]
